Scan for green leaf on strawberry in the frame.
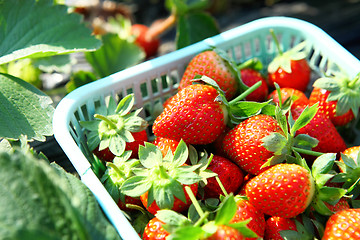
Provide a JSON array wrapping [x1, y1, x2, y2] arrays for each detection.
[[310, 153, 348, 216], [121, 140, 203, 210], [261, 104, 320, 167], [80, 94, 148, 157], [268, 40, 308, 74], [313, 72, 360, 117], [100, 151, 140, 202]]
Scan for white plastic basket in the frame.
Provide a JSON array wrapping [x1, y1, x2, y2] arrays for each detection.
[[53, 16, 360, 239]]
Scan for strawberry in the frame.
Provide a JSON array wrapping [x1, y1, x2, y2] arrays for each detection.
[[264, 216, 297, 240], [131, 24, 160, 58], [205, 225, 245, 240], [332, 146, 360, 200], [322, 208, 360, 240], [324, 197, 350, 213], [140, 182, 198, 215], [309, 72, 360, 126], [291, 104, 347, 156], [153, 82, 227, 145], [121, 140, 204, 215], [178, 49, 247, 100], [231, 196, 266, 240], [245, 163, 315, 218], [267, 31, 311, 92], [152, 137, 180, 157], [201, 155, 244, 199], [80, 94, 148, 161], [143, 217, 169, 240], [268, 87, 309, 110], [237, 58, 268, 102], [222, 114, 284, 175]]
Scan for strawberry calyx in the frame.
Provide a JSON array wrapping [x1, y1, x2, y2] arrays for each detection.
[[121, 140, 204, 210], [332, 152, 360, 200], [195, 75, 273, 126], [313, 72, 360, 117], [267, 29, 308, 74], [80, 94, 148, 157], [261, 103, 321, 167], [309, 153, 348, 216], [101, 150, 140, 203]]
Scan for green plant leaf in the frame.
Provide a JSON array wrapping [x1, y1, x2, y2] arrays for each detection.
[[230, 100, 273, 120], [214, 194, 237, 225], [0, 73, 54, 141], [290, 104, 318, 136], [176, 11, 219, 49], [0, 148, 120, 239], [66, 70, 98, 93], [0, 0, 101, 65], [311, 153, 336, 178], [85, 33, 145, 78]]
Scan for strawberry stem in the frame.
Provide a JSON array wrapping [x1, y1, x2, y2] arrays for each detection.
[[125, 203, 147, 214], [94, 114, 118, 129], [147, 14, 176, 40], [270, 29, 283, 55], [215, 176, 228, 197], [107, 162, 126, 179], [185, 186, 205, 219], [292, 147, 323, 157], [348, 74, 360, 89], [229, 81, 261, 105]]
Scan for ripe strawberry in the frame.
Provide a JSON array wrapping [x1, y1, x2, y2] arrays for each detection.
[[222, 114, 284, 175], [291, 104, 347, 156], [324, 198, 350, 213], [131, 24, 160, 58], [333, 146, 360, 200], [143, 217, 169, 240], [140, 182, 198, 215], [121, 140, 204, 215], [322, 208, 360, 240], [206, 225, 245, 240], [245, 163, 315, 218], [268, 87, 309, 110], [80, 94, 148, 161], [201, 155, 244, 199], [178, 49, 244, 100], [267, 31, 311, 92], [309, 72, 360, 126], [153, 137, 180, 157], [231, 197, 266, 240], [264, 216, 297, 240], [153, 83, 227, 145], [240, 68, 268, 102]]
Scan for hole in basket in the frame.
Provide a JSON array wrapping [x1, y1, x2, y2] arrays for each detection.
[[140, 81, 148, 99], [233, 44, 243, 63]]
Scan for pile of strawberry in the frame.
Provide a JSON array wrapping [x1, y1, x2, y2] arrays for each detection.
[[80, 32, 360, 240]]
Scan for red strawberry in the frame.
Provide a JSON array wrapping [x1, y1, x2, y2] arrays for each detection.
[[206, 225, 245, 240], [131, 24, 160, 58], [80, 94, 148, 161], [178, 49, 243, 100], [140, 182, 198, 215], [291, 104, 347, 156], [267, 31, 311, 92], [322, 208, 360, 240], [153, 83, 227, 145], [309, 73, 360, 126], [143, 217, 169, 240], [222, 114, 284, 175], [245, 163, 315, 218], [241, 68, 268, 102], [153, 137, 180, 157], [340, 145, 360, 162], [201, 155, 244, 199], [231, 197, 266, 240], [268, 87, 309, 110], [264, 216, 297, 240], [324, 198, 350, 213]]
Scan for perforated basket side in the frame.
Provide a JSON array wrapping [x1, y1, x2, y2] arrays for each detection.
[[53, 16, 360, 239]]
